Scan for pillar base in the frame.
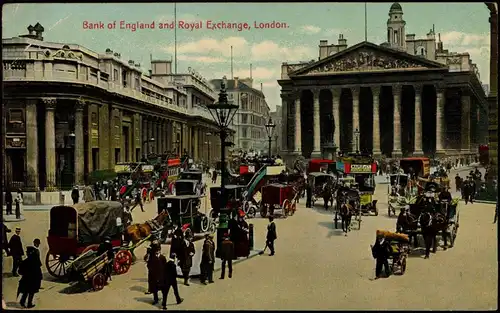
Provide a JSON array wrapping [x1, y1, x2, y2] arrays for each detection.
[[392, 150, 403, 158], [413, 150, 424, 156], [311, 150, 322, 158], [435, 149, 447, 158], [372, 150, 382, 158]]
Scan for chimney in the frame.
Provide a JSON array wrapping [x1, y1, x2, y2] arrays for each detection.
[[437, 33, 443, 52], [234, 76, 239, 88], [338, 34, 347, 46], [128, 60, 135, 66], [320, 40, 328, 46], [27, 25, 34, 35], [33, 22, 44, 40], [260, 82, 263, 92]]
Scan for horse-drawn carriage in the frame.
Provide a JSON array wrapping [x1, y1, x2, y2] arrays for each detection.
[[259, 183, 297, 218], [308, 172, 337, 207], [157, 195, 216, 239], [388, 174, 411, 216], [209, 185, 248, 217], [334, 185, 362, 231], [45, 201, 134, 279], [115, 163, 156, 202]]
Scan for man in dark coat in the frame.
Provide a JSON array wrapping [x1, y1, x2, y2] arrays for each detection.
[[71, 186, 80, 205], [2, 223, 11, 255], [234, 213, 250, 258], [219, 233, 234, 279], [162, 254, 184, 309], [5, 189, 13, 215], [467, 177, 476, 204], [178, 237, 195, 286], [462, 177, 470, 204], [371, 234, 392, 279], [454, 174, 461, 192], [211, 170, 218, 184], [17, 246, 42, 308], [305, 180, 312, 208], [169, 228, 184, 258], [266, 216, 277, 256], [200, 234, 215, 285], [144, 241, 165, 301], [131, 188, 145, 212], [9, 227, 24, 276]]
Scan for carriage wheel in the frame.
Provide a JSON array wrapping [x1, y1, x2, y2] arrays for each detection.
[[45, 251, 75, 279], [92, 273, 107, 291], [388, 204, 393, 217], [282, 199, 290, 217], [449, 225, 456, 248], [247, 206, 256, 218], [374, 206, 379, 216], [113, 250, 133, 274], [260, 204, 267, 218], [290, 202, 296, 216], [400, 256, 407, 275], [141, 188, 148, 202], [208, 221, 216, 234], [200, 216, 210, 233], [149, 190, 155, 202]]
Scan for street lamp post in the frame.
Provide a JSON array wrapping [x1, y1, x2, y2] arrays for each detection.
[[354, 128, 360, 154], [265, 117, 276, 157], [206, 76, 239, 258]]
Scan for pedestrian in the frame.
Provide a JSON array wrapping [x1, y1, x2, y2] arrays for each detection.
[[200, 233, 215, 285], [462, 177, 470, 204], [467, 177, 476, 204], [83, 184, 95, 202], [2, 223, 11, 255], [162, 253, 184, 309], [17, 246, 43, 308], [455, 174, 461, 193], [235, 211, 250, 258], [9, 227, 24, 276], [71, 186, 80, 204], [32, 239, 41, 261], [5, 188, 13, 215], [219, 233, 234, 279], [266, 216, 277, 256], [178, 235, 195, 286], [131, 188, 145, 212], [144, 241, 165, 302], [371, 233, 392, 279], [169, 227, 184, 257], [305, 180, 312, 208], [211, 169, 218, 184]]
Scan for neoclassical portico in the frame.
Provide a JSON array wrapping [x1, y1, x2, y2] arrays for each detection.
[[279, 41, 488, 160]]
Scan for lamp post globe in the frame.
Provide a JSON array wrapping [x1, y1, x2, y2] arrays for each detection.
[[265, 117, 276, 157], [206, 77, 239, 258]]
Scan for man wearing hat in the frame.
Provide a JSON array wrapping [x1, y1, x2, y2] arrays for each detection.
[[8, 227, 24, 276], [371, 233, 391, 279], [162, 253, 184, 309], [200, 234, 215, 285], [266, 216, 277, 256], [219, 233, 234, 279], [71, 186, 80, 204]]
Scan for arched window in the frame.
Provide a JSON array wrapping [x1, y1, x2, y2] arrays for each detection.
[[418, 46, 426, 56]]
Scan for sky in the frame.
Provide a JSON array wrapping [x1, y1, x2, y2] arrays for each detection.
[[2, 2, 491, 112]]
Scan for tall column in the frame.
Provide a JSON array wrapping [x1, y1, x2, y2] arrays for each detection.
[[461, 89, 471, 153], [25, 100, 39, 190], [351, 87, 360, 153], [413, 85, 424, 155], [331, 88, 341, 150], [312, 89, 321, 157], [435, 86, 446, 154], [294, 95, 301, 153], [392, 85, 402, 157], [371, 86, 381, 156], [280, 94, 288, 152], [43, 98, 57, 188], [193, 127, 199, 161], [74, 100, 85, 185]]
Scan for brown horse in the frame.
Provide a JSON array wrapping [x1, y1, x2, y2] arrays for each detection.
[[126, 211, 171, 244]]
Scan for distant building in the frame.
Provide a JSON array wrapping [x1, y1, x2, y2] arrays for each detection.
[[210, 77, 270, 153], [270, 106, 282, 155]]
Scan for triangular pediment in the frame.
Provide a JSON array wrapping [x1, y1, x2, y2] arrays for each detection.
[[290, 41, 447, 76]]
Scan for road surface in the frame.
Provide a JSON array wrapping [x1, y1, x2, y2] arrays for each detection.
[[2, 168, 497, 310]]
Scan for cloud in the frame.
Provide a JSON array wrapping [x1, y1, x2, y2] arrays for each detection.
[[440, 31, 489, 46], [177, 55, 226, 63], [300, 25, 321, 34], [161, 37, 248, 57], [251, 40, 315, 62]]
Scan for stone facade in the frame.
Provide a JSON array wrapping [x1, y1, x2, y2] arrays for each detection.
[[278, 3, 488, 162], [487, 3, 498, 180], [3, 27, 221, 191]]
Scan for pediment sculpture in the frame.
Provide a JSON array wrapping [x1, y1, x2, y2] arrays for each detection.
[[302, 49, 426, 75], [43, 49, 83, 61]]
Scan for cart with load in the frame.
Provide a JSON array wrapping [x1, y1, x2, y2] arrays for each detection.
[[66, 250, 112, 291], [374, 230, 410, 275], [260, 183, 297, 218], [45, 201, 133, 279], [157, 195, 216, 239]]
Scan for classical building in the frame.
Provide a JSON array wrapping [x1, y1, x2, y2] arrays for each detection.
[[279, 2, 489, 161], [270, 105, 283, 155], [3, 24, 221, 190], [210, 77, 270, 153]]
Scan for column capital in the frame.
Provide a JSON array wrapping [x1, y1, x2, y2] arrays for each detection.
[[311, 88, 321, 97], [76, 99, 85, 111], [330, 87, 341, 98], [435, 84, 446, 94], [42, 97, 57, 109], [350, 86, 360, 98], [392, 84, 402, 96], [371, 86, 381, 97], [414, 84, 423, 95]]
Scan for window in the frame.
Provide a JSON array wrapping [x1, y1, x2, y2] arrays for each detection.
[[114, 69, 118, 81], [122, 70, 127, 87], [418, 47, 426, 56], [91, 112, 98, 126], [135, 77, 140, 90], [241, 114, 248, 124], [394, 30, 399, 44], [242, 127, 248, 138], [9, 109, 24, 123]]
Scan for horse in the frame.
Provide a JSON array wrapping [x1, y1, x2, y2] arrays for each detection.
[[418, 211, 446, 258], [125, 211, 171, 245], [339, 202, 353, 236], [396, 209, 420, 247]]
